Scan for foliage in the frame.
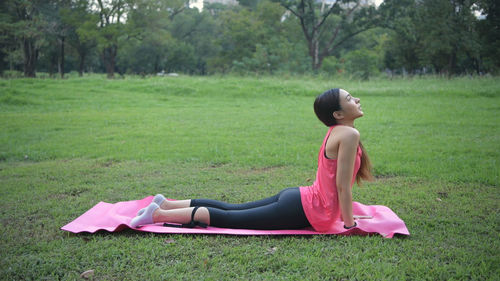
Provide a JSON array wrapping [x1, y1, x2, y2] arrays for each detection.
[[60, 0, 97, 76], [380, 0, 492, 75], [230, 1, 310, 74], [0, 0, 51, 77], [1, 0, 499, 77], [476, 0, 500, 73], [343, 49, 379, 80], [320, 56, 342, 75], [275, 0, 380, 71], [1, 70, 23, 78]]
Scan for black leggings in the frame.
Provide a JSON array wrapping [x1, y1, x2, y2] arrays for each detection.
[[190, 187, 311, 230]]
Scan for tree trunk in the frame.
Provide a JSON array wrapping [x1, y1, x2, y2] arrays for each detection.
[[59, 36, 65, 79], [310, 39, 324, 71], [475, 57, 481, 75], [313, 40, 319, 71], [448, 49, 457, 77], [78, 52, 86, 77], [315, 54, 324, 71], [154, 55, 159, 73], [102, 45, 117, 79], [50, 54, 57, 78], [23, 39, 37, 77]]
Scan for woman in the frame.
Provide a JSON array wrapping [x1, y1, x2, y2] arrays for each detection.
[[131, 88, 373, 231]]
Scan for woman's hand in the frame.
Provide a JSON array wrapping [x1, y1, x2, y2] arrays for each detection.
[[353, 215, 372, 220], [344, 216, 372, 229]]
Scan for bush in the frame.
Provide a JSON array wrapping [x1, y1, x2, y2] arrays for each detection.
[[320, 56, 343, 75], [343, 49, 379, 80], [231, 44, 277, 74], [2, 70, 23, 78]]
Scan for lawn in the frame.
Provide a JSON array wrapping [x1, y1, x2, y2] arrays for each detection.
[[0, 75, 499, 280]]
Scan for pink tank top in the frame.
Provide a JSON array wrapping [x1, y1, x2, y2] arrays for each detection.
[[300, 126, 362, 232]]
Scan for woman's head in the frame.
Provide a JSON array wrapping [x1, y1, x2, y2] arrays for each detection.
[[314, 88, 363, 127]]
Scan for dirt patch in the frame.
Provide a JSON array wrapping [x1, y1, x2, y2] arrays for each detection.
[[374, 174, 399, 181], [96, 159, 121, 168], [239, 165, 286, 175], [205, 162, 228, 169]]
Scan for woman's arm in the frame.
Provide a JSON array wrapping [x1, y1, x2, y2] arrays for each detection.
[[335, 127, 360, 228]]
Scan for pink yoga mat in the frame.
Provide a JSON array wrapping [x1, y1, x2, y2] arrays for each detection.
[[61, 196, 410, 238]]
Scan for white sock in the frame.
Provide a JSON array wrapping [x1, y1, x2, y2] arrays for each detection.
[[136, 194, 166, 216], [131, 202, 159, 228]]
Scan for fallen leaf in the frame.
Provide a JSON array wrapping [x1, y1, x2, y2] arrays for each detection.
[[80, 269, 94, 279], [306, 178, 311, 182], [437, 192, 448, 198], [164, 239, 175, 244], [267, 247, 277, 254]]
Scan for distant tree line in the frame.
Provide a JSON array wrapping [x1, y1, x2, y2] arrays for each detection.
[[0, 0, 498, 79]]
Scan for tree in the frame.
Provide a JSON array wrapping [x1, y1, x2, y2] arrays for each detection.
[[276, 0, 379, 71], [61, 0, 96, 76], [39, 0, 72, 78], [210, 7, 267, 72], [118, 0, 202, 74], [381, 0, 485, 75], [416, 0, 481, 75], [343, 48, 378, 79], [170, 8, 219, 74], [82, 0, 129, 78], [379, 0, 422, 73], [2, 0, 48, 77], [78, 0, 190, 78], [476, 0, 500, 73], [231, 0, 311, 74], [0, 2, 21, 73]]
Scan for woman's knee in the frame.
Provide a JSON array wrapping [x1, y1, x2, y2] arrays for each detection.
[[194, 207, 210, 225]]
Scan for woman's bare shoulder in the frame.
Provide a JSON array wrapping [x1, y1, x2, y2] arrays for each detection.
[[332, 125, 360, 141]]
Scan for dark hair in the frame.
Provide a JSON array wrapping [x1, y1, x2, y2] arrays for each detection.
[[314, 88, 341, 126], [314, 88, 373, 185]]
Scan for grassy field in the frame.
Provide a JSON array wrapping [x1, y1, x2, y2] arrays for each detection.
[[0, 75, 499, 280]]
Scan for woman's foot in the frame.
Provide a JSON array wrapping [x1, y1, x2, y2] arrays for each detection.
[[137, 194, 166, 216], [131, 202, 159, 228]]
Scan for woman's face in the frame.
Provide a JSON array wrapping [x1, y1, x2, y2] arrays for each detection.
[[337, 89, 363, 120]]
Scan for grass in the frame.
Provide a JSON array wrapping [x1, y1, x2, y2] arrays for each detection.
[[0, 74, 499, 280]]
